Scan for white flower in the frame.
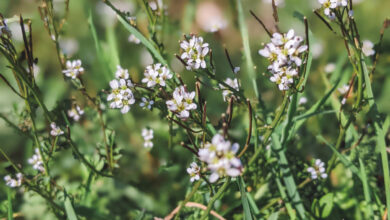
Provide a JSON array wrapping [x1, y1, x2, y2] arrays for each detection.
[[203, 18, 227, 33], [115, 65, 129, 79], [187, 162, 200, 182], [234, 67, 240, 74], [166, 86, 197, 119], [50, 122, 64, 136], [142, 63, 172, 87], [219, 78, 240, 102], [324, 63, 336, 73], [62, 60, 84, 79], [67, 105, 84, 121], [142, 128, 154, 148], [299, 97, 308, 105], [128, 34, 140, 44], [28, 148, 45, 172], [196, 2, 228, 33], [180, 35, 210, 70], [107, 78, 135, 114], [4, 173, 23, 188], [307, 159, 328, 180], [318, 0, 348, 18], [140, 97, 154, 110], [259, 29, 307, 91], [338, 84, 350, 95], [263, 0, 285, 6], [362, 40, 375, 57], [198, 134, 242, 183]]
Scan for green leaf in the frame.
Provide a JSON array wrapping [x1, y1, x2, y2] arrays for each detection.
[[87, 10, 112, 83], [317, 135, 361, 178], [117, 15, 167, 66], [64, 194, 78, 220], [312, 193, 334, 218], [359, 158, 374, 218], [7, 188, 13, 220], [237, 177, 253, 220]]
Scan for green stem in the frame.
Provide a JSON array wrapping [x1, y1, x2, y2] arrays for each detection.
[[200, 178, 231, 220], [248, 93, 290, 166], [174, 180, 202, 220]]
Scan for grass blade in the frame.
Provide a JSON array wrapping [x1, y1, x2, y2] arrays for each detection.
[[64, 194, 78, 220], [272, 133, 306, 219], [237, 177, 254, 220], [236, 0, 263, 106], [7, 188, 13, 220], [359, 158, 374, 218], [316, 135, 360, 177], [87, 10, 112, 82], [117, 15, 167, 66]]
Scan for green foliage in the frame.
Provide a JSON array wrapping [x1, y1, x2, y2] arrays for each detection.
[[0, 0, 389, 220]]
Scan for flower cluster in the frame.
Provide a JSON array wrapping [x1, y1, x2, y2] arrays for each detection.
[[62, 59, 84, 79], [67, 105, 84, 121], [4, 173, 23, 188], [259, 29, 307, 91], [187, 162, 200, 182], [219, 78, 240, 102], [50, 122, 64, 137], [142, 128, 154, 148], [166, 86, 197, 120], [307, 159, 328, 180], [28, 148, 45, 173], [142, 63, 172, 88], [107, 66, 135, 114], [318, 0, 348, 19], [180, 35, 210, 70], [198, 134, 242, 183], [139, 97, 154, 110]]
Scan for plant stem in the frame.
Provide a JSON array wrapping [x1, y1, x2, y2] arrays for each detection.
[[248, 93, 290, 166], [200, 178, 231, 220]]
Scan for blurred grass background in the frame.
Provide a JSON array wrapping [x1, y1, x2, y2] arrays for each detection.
[[0, 0, 390, 219]]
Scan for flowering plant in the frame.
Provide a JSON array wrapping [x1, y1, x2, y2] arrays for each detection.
[[0, 0, 389, 219]]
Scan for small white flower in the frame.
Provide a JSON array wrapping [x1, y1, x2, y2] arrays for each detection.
[[233, 67, 240, 74], [50, 122, 64, 137], [139, 97, 154, 110], [4, 173, 23, 188], [115, 65, 129, 79], [107, 78, 135, 114], [142, 128, 154, 148], [62, 59, 84, 79], [142, 63, 172, 87], [128, 34, 141, 44], [299, 97, 308, 105], [362, 40, 375, 57], [166, 86, 197, 120], [324, 63, 336, 73], [263, 0, 285, 6], [28, 148, 45, 172], [198, 134, 242, 183], [307, 159, 328, 180], [180, 35, 210, 70], [219, 78, 240, 102], [338, 84, 350, 95], [67, 105, 84, 121], [187, 162, 200, 182]]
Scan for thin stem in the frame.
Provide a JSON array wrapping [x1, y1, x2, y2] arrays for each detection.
[[248, 93, 290, 166], [200, 178, 231, 220]]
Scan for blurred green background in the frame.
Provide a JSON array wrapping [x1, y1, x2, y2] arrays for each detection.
[[0, 0, 390, 219]]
